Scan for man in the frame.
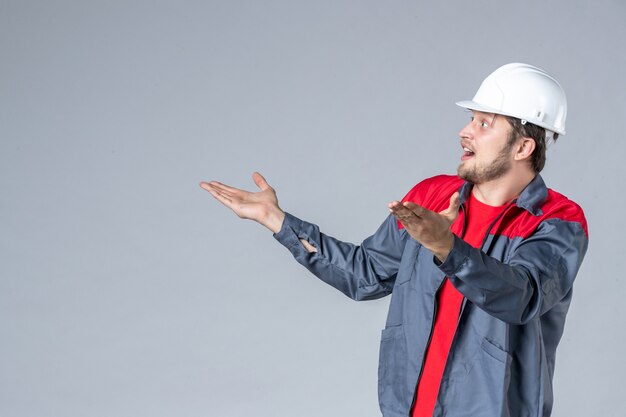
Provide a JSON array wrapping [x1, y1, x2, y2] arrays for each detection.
[[200, 63, 588, 417]]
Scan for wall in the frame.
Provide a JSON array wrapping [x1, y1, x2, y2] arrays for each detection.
[[1, 1, 623, 416]]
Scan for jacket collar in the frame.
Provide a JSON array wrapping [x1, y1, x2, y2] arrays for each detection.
[[458, 174, 548, 216]]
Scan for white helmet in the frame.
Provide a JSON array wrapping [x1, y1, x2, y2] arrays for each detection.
[[456, 63, 567, 137]]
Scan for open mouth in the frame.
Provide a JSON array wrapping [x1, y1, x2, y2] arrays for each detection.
[[461, 147, 475, 160]]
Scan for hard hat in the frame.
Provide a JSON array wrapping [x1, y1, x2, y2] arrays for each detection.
[[456, 63, 567, 137]]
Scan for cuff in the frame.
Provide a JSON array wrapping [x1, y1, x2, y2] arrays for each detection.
[[437, 235, 473, 276], [273, 212, 306, 250]]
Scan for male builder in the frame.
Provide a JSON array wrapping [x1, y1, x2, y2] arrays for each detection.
[[200, 63, 588, 417]]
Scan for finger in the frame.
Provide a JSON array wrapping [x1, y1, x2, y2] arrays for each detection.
[[392, 212, 420, 229], [403, 202, 429, 218], [388, 201, 413, 216], [200, 181, 229, 193], [450, 192, 460, 208], [199, 181, 213, 192], [207, 181, 242, 195], [388, 200, 404, 211], [389, 202, 420, 223], [208, 181, 238, 197], [390, 211, 413, 224], [441, 192, 461, 220], [199, 182, 231, 201], [252, 172, 271, 191], [207, 187, 234, 208], [449, 192, 461, 210]]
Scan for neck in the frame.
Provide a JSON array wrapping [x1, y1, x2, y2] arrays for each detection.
[[471, 168, 536, 206]]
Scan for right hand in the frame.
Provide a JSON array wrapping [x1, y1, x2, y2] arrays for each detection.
[[199, 172, 286, 233]]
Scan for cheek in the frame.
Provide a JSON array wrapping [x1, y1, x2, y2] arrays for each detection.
[[478, 141, 504, 159]]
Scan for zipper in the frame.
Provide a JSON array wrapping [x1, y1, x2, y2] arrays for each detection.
[[407, 198, 518, 415], [458, 199, 517, 322], [409, 276, 446, 416], [479, 199, 517, 250], [460, 203, 468, 239], [458, 201, 517, 343], [456, 204, 469, 323], [408, 203, 468, 416]]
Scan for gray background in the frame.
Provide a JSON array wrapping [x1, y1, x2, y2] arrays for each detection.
[[1, 1, 623, 416]]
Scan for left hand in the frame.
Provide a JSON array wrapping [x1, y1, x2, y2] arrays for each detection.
[[388, 192, 460, 262]]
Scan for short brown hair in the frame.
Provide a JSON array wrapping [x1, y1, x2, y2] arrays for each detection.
[[504, 116, 559, 173]]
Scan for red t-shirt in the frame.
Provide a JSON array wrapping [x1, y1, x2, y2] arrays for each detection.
[[412, 192, 507, 417]]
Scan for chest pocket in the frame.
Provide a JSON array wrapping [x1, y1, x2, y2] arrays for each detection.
[[409, 243, 446, 292], [393, 238, 421, 286]]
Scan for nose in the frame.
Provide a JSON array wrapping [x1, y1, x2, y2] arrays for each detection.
[[459, 119, 473, 140]]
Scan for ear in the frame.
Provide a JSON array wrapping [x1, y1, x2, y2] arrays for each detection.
[[514, 137, 536, 162]]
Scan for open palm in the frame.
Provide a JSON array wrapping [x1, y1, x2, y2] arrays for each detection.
[[200, 172, 285, 232]]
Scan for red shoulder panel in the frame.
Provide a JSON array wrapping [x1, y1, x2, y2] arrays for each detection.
[[489, 189, 588, 239], [398, 175, 464, 230], [397, 177, 588, 239]]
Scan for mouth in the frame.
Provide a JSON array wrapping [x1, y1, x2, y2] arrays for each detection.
[[461, 146, 475, 161]]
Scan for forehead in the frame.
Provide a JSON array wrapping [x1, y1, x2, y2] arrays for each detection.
[[470, 110, 496, 118]]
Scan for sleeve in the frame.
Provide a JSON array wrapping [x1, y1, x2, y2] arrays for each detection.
[[438, 218, 588, 324], [273, 212, 408, 301]]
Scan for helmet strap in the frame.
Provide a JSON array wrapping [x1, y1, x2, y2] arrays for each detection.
[[546, 132, 555, 147]]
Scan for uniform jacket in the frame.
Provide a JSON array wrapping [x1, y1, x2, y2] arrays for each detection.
[[273, 174, 588, 417]]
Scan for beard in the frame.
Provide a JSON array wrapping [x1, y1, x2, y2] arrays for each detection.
[[458, 143, 514, 184]]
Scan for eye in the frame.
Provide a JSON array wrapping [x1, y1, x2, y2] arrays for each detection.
[[469, 116, 489, 128]]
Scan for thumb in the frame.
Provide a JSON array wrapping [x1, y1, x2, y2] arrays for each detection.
[[441, 192, 461, 221], [252, 171, 271, 191]]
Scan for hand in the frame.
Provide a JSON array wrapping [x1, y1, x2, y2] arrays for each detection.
[[388, 192, 460, 262], [200, 172, 285, 233]]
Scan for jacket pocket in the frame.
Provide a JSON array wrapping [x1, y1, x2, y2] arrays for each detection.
[[437, 338, 511, 416], [481, 338, 509, 363], [378, 325, 410, 415]]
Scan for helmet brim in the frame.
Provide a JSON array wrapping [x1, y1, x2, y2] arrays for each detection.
[[455, 100, 566, 136]]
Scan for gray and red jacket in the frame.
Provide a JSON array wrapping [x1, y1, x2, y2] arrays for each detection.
[[273, 174, 588, 417]]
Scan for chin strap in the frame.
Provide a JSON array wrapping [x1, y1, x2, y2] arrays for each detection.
[[545, 131, 555, 147]]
